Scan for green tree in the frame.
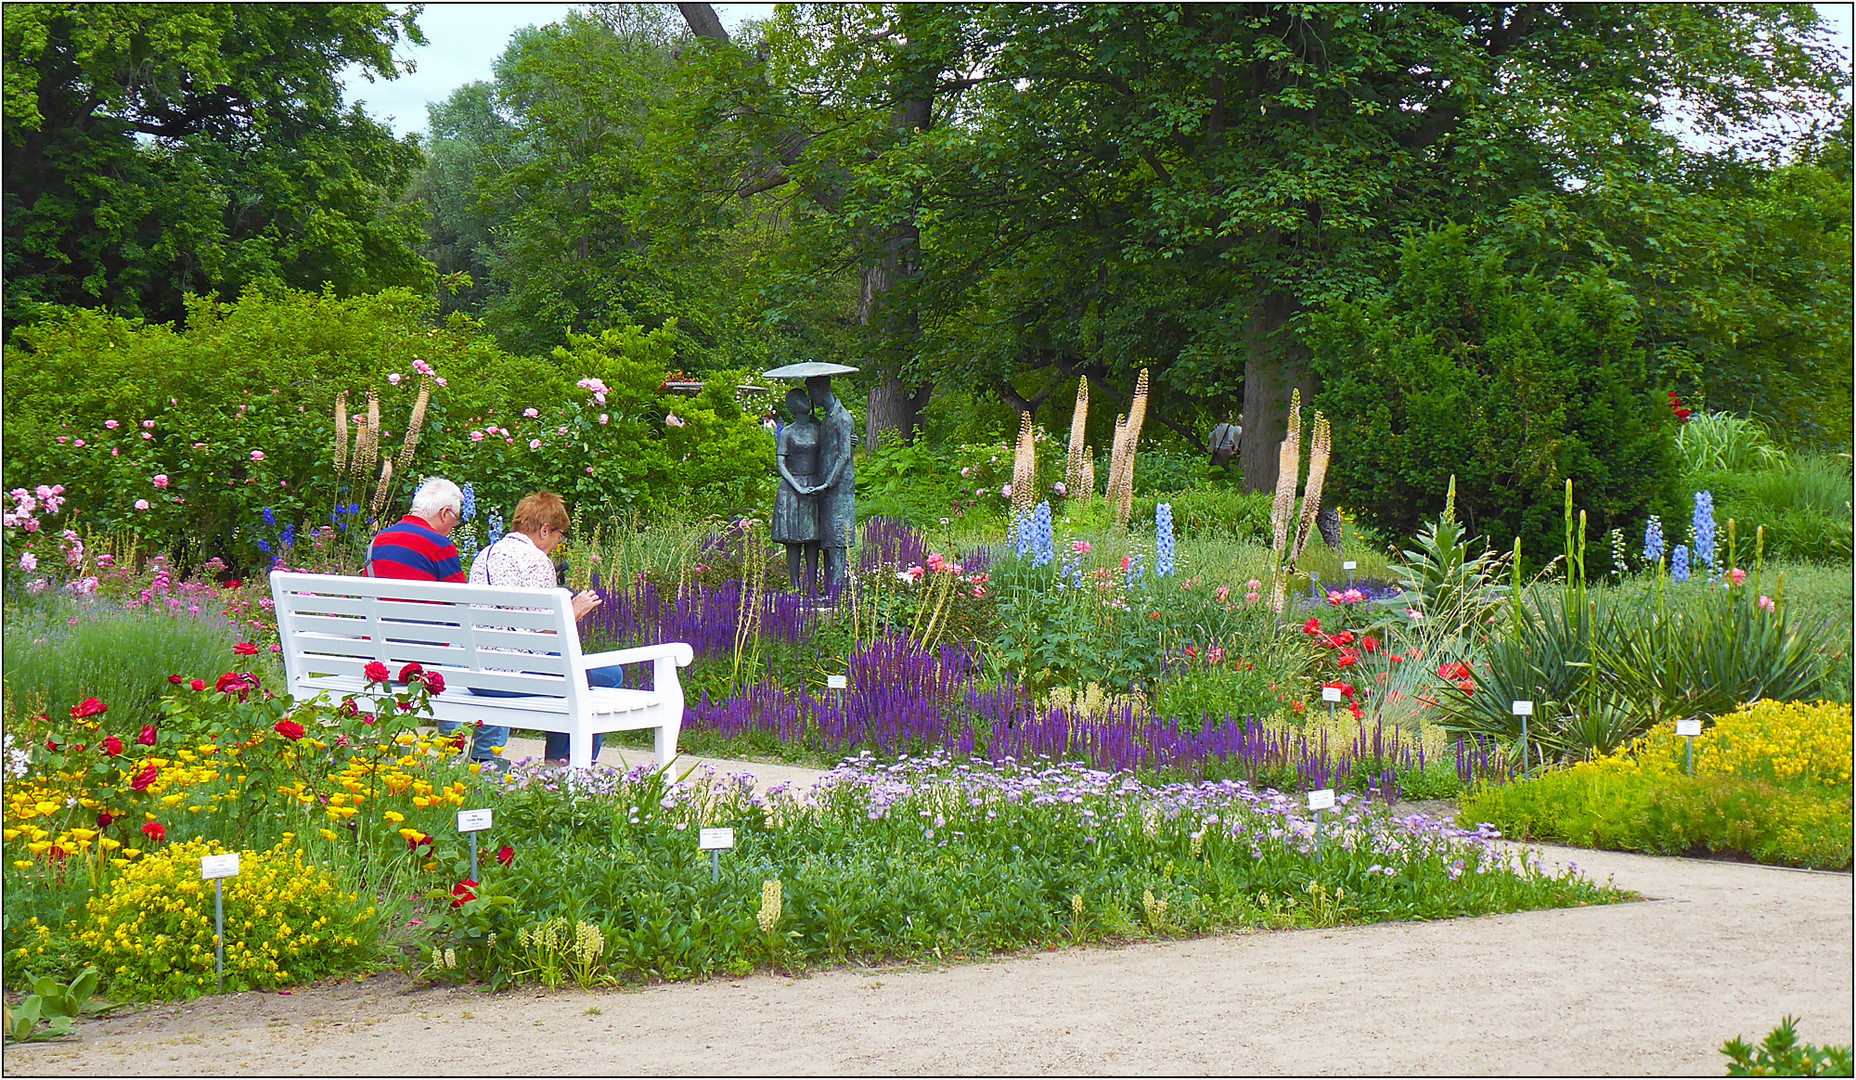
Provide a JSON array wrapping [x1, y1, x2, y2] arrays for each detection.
[[2, 4, 434, 329], [1306, 228, 1678, 557]]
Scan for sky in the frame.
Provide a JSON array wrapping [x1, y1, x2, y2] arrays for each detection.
[[346, 3, 1852, 141]]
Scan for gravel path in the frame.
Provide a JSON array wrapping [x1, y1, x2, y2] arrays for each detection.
[[7, 755, 1849, 1076]]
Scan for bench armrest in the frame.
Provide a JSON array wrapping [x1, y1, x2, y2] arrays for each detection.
[[582, 641, 694, 695], [581, 642, 694, 669]]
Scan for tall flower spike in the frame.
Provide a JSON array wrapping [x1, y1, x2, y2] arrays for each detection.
[[1155, 502, 1175, 577], [398, 376, 432, 471], [1107, 414, 1131, 524], [1289, 413, 1331, 570], [333, 391, 349, 474], [1269, 389, 1303, 558], [370, 458, 395, 519], [1080, 447, 1095, 498], [1065, 378, 1089, 494], [1011, 412, 1037, 523], [1113, 369, 1150, 529]]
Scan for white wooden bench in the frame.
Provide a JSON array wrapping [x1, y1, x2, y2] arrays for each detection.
[[269, 571, 693, 770]]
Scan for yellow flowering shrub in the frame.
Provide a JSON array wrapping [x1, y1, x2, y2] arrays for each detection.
[[1623, 700, 1853, 787], [43, 838, 378, 999]]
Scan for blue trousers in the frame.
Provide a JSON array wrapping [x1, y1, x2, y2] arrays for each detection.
[[450, 665, 625, 763]]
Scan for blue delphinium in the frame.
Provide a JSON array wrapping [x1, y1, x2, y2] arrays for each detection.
[[257, 538, 271, 554], [1671, 543, 1690, 583], [1127, 551, 1145, 589], [1010, 510, 1032, 560], [487, 509, 505, 547], [1691, 490, 1717, 571], [461, 482, 477, 522], [1643, 515, 1664, 567], [1155, 502, 1175, 577], [280, 523, 296, 552], [262, 506, 277, 529], [1031, 501, 1055, 567]]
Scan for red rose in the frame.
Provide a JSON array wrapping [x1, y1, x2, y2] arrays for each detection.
[[139, 724, 158, 746], [96, 811, 115, 828], [1361, 636, 1380, 654], [397, 662, 424, 684], [102, 735, 125, 757], [222, 579, 242, 589], [1302, 618, 1321, 636], [71, 697, 108, 720], [339, 699, 360, 717], [364, 661, 392, 684], [397, 701, 415, 712], [418, 671, 445, 696], [167, 674, 184, 685], [273, 720, 307, 741], [496, 845, 514, 868], [141, 821, 167, 843], [131, 765, 159, 791], [449, 879, 478, 909], [233, 642, 260, 656], [44, 737, 60, 752], [190, 678, 207, 691]]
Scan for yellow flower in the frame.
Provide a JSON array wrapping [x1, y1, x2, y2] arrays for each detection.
[[382, 811, 405, 825]]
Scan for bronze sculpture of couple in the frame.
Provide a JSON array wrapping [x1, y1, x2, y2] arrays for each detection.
[[768, 366, 856, 594]]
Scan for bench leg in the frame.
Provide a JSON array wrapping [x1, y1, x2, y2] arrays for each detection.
[[654, 715, 679, 773], [570, 729, 595, 770]]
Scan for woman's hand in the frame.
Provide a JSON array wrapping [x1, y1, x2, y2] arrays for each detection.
[[571, 590, 602, 621]]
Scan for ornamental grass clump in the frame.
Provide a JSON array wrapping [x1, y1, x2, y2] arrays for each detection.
[[46, 838, 377, 1000]]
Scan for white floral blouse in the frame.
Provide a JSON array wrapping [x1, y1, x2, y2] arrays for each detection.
[[469, 532, 555, 590]]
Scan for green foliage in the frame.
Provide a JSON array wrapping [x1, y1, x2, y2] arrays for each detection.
[[1, 967, 102, 1042], [1310, 230, 1679, 557], [1723, 1018, 1856, 1078], [1388, 512, 1512, 641], [1155, 660, 1291, 733], [2, 4, 433, 328], [3, 602, 248, 726], [422, 757, 1622, 987], [1133, 488, 1274, 544], [1676, 412, 1790, 474], [1460, 767, 1853, 871]]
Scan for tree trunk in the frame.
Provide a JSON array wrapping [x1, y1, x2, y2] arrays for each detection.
[[1240, 292, 1315, 494], [861, 90, 934, 452]]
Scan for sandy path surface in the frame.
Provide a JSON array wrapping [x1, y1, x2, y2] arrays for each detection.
[[6, 755, 1849, 1076]]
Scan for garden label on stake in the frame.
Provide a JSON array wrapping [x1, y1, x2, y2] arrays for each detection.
[[699, 827, 736, 882], [827, 673, 847, 710], [458, 808, 492, 881], [1676, 717, 1703, 776], [1511, 701, 1534, 773], [1342, 560, 1357, 585], [1307, 789, 1335, 857], [200, 853, 240, 993], [1322, 684, 1342, 723]]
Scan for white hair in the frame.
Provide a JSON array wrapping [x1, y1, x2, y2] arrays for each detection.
[[408, 477, 463, 519]]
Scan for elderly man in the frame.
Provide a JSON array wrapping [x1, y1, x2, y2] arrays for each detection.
[[367, 477, 466, 582]]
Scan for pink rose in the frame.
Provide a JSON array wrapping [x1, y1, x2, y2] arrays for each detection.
[[1730, 567, 1746, 586], [599, 413, 609, 425], [388, 373, 402, 385], [470, 431, 484, 442], [528, 438, 542, 450], [134, 499, 150, 511], [523, 407, 539, 418], [104, 419, 120, 430], [142, 420, 155, 429], [250, 450, 265, 462]]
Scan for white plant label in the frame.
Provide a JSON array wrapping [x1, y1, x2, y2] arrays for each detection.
[[457, 808, 493, 833], [698, 827, 736, 851], [1675, 718, 1703, 737], [1511, 700, 1535, 716], [1342, 561, 1357, 571], [1307, 789, 1336, 812], [826, 674, 848, 690], [200, 853, 240, 880], [1321, 686, 1344, 703]]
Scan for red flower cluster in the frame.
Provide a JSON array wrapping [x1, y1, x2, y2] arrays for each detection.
[[1438, 661, 1476, 694], [141, 821, 167, 844], [233, 642, 260, 656], [130, 765, 159, 791], [449, 879, 478, 909], [189, 678, 207, 692], [215, 672, 255, 700], [71, 697, 107, 720], [167, 674, 184, 685], [398, 662, 424, 684], [139, 724, 158, 747], [1667, 391, 1691, 424], [273, 720, 307, 741], [102, 735, 124, 757], [364, 661, 392, 684]]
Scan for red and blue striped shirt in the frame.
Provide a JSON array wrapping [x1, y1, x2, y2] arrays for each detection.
[[367, 515, 465, 582]]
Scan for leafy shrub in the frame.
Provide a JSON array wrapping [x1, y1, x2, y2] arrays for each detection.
[[1154, 659, 1291, 732], [1459, 763, 1853, 870], [1307, 227, 1679, 560], [1133, 487, 1273, 543], [51, 838, 378, 999], [1675, 411, 1788, 474], [1722, 1017, 1855, 1077]]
